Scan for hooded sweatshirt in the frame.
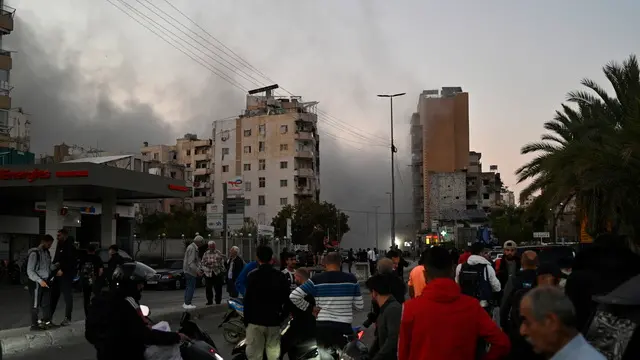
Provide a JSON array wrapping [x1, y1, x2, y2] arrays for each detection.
[[455, 254, 502, 307], [26, 246, 53, 283], [398, 278, 510, 360]]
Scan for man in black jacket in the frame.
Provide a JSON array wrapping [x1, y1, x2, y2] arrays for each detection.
[[226, 246, 245, 298], [365, 258, 406, 328], [51, 229, 77, 325], [367, 273, 402, 360], [244, 246, 290, 360], [387, 249, 409, 278]]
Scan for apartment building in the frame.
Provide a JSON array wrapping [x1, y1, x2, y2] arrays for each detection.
[[416, 87, 470, 227], [212, 85, 320, 226], [465, 152, 502, 213], [0, 1, 13, 131], [140, 134, 212, 212], [410, 112, 424, 230], [501, 189, 516, 207]]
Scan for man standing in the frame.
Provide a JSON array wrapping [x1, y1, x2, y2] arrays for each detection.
[[367, 273, 402, 360], [244, 246, 290, 360], [387, 250, 409, 277], [455, 242, 502, 313], [79, 244, 103, 317], [408, 250, 428, 299], [399, 246, 510, 360], [26, 235, 55, 331], [290, 252, 364, 348], [496, 240, 521, 295], [182, 234, 203, 310], [50, 228, 76, 326], [520, 286, 605, 359], [367, 248, 377, 276], [281, 252, 297, 292], [105, 244, 125, 286], [201, 241, 225, 305], [226, 246, 244, 298]]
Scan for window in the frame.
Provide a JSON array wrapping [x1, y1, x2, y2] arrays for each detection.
[[280, 161, 288, 169], [245, 199, 251, 206], [186, 150, 191, 156], [259, 124, 266, 135], [244, 146, 252, 154], [244, 129, 252, 137], [221, 130, 230, 141], [243, 163, 251, 171], [153, 153, 158, 160], [483, 193, 490, 200], [280, 144, 288, 151], [259, 141, 265, 152], [258, 195, 266, 206], [222, 165, 229, 173], [259, 177, 266, 188], [280, 197, 288, 206], [222, 148, 229, 155], [280, 125, 288, 134], [245, 181, 252, 191], [259, 159, 266, 170], [280, 179, 288, 187]]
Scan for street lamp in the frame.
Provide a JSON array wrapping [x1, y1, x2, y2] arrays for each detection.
[[378, 93, 406, 250]]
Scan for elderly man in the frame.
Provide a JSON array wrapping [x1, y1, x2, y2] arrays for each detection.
[[226, 246, 245, 298], [364, 258, 406, 328], [520, 286, 605, 360], [182, 233, 203, 310], [201, 241, 225, 305]]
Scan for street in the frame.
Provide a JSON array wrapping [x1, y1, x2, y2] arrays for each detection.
[[0, 285, 231, 330], [7, 296, 374, 360]]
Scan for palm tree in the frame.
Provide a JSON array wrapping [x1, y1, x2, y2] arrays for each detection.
[[516, 55, 640, 239]]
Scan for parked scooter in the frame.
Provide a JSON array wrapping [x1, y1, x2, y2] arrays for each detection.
[[141, 305, 224, 360], [219, 298, 245, 344]]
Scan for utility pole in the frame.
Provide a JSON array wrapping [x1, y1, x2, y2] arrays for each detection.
[[336, 208, 341, 245], [222, 182, 228, 252], [373, 206, 380, 250], [366, 212, 369, 243], [377, 92, 406, 248]]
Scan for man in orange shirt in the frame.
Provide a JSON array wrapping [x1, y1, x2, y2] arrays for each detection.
[[408, 250, 428, 298]]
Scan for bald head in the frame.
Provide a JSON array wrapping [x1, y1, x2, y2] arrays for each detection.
[[377, 258, 394, 273], [522, 250, 539, 270]]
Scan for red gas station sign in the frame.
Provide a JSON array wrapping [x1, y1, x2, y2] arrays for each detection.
[[0, 169, 51, 182]]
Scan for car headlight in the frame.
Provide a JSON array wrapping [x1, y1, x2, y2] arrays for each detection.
[[161, 274, 172, 280]]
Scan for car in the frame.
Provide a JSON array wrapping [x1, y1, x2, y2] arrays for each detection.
[[150, 259, 206, 290]]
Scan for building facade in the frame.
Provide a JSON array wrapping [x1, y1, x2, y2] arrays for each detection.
[[428, 171, 467, 222], [501, 189, 516, 207], [410, 112, 424, 231], [415, 87, 470, 227], [212, 88, 320, 226], [0, 1, 13, 130]]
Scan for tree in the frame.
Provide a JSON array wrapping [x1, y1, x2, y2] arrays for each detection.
[[136, 208, 207, 240], [488, 206, 542, 244], [516, 55, 640, 241], [271, 200, 350, 251]]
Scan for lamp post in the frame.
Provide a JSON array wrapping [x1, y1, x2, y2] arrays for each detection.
[[378, 92, 406, 250]]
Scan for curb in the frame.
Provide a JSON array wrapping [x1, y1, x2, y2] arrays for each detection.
[[0, 303, 228, 358]]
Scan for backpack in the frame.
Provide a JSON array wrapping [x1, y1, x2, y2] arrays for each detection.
[[21, 248, 40, 281], [85, 291, 111, 345], [508, 282, 535, 331], [459, 263, 493, 302]]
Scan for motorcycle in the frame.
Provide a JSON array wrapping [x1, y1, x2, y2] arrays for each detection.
[[231, 321, 368, 360], [141, 304, 224, 360], [219, 298, 245, 344]]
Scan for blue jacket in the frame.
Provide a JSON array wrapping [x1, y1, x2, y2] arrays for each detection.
[[235, 261, 258, 296]]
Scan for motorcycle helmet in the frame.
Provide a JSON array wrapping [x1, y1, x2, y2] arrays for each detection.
[[112, 262, 146, 301]]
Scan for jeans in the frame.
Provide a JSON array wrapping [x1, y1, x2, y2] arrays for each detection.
[[28, 281, 51, 326], [50, 276, 73, 321], [227, 278, 239, 298], [246, 323, 281, 360], [82, 281, 100, 317], [184, 274, 197, 305], [316, 321, 353, 349], [205, 274, 224, 304]]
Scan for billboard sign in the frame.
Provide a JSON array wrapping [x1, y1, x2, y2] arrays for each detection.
[[226, 176, 244, 196]]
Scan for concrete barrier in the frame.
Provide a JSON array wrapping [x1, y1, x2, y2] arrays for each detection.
[[0, 302, 227, 358]]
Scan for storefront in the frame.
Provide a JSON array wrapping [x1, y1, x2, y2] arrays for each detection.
[[0, 162, 189, 262]]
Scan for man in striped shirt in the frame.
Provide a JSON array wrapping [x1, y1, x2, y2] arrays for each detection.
[[290, 251, 364, 348]]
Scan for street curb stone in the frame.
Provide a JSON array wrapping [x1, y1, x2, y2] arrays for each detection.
[[0, 303, 227, 358]]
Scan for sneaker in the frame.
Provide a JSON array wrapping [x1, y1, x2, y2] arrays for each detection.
[[182, 303, 196, 310], [41, 322, 56, 330], [60, 318, 71, 326]]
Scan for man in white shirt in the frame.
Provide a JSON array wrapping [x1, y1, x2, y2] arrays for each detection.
[[367, 248, 378, 276]]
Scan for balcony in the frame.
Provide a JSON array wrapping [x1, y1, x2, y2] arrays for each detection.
[[295, 186, 314, 196], [193, 181, 210, 189], [295, 131, 314, 141], [295, 150, 313, 158], [0, 94, 10, 110], [193, 152, 209, 161], [0, 5, 14, 34], [192, 195, 210, 204], [193, 167, 212, 176], [0, 50, 11, 71], [294, 168, 314, 177]]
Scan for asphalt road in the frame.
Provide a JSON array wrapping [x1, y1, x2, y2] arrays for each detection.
[[8, 298, 374, 360], [0, 285, 230, 330]]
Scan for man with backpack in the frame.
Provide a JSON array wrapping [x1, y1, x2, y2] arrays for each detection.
[[25, 235, 55, 331], [79, 244, 104, 317], [499, 250, 542, 360], [455, 242, 501, 313]]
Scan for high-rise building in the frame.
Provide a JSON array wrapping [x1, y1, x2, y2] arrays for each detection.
[[410, 112, 423, 230], [212, 85, 320, 226], [416, 87, 470, 228], [0, 1, 13, 131]]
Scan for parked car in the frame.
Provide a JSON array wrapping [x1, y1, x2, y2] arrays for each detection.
[[150, 259, 205, 290]]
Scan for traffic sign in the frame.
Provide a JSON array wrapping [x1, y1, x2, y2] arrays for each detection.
[[533, 232, 550, 238]]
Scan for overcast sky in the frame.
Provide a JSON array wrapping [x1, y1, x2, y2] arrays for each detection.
[[6, 0, 639, 249]]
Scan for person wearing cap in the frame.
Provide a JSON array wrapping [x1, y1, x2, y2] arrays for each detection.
[[496, 240, 521, 293]]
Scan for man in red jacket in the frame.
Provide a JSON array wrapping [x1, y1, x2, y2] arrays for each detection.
[[399, 246, 510, 360]]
